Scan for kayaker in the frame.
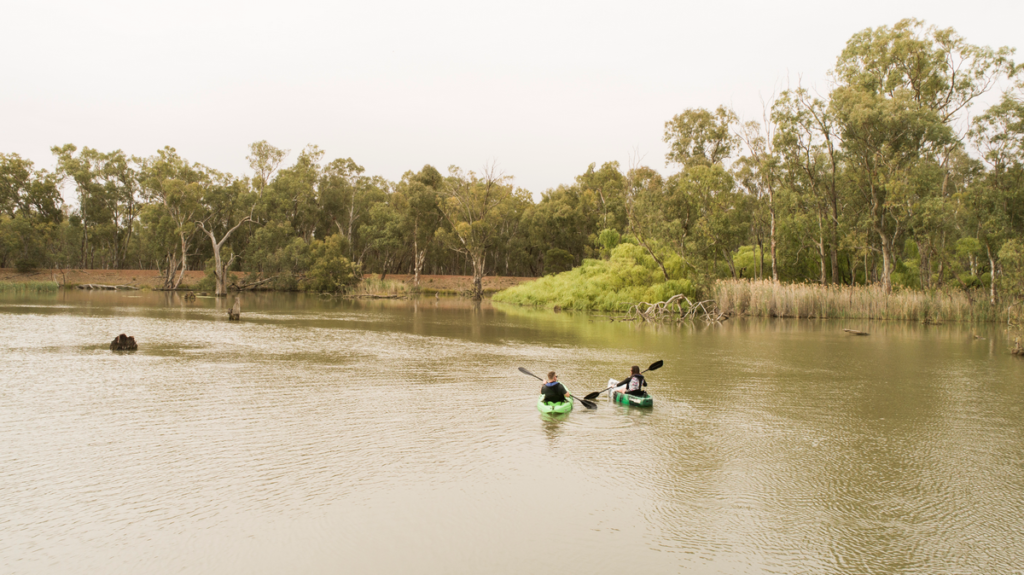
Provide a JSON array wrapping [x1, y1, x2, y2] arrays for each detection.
[[615, 365, 647, 397], [540, 371, 569, 403]]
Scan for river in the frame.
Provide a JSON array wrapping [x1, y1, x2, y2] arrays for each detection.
[[1, 290, 1022, 574]]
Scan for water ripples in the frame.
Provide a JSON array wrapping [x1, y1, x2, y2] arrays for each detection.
[[2, 295, 1023, 574]]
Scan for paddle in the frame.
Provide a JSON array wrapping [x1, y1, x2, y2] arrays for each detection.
[[583, 359, 664, 400], [518, 367, 597, 410]]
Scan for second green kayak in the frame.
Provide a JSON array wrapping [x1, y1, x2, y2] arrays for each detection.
[[612, 390, 654, 408]]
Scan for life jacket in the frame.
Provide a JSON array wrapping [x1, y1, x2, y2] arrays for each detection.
[[624, 374, 646, 393], [542, 381, 568, 403]]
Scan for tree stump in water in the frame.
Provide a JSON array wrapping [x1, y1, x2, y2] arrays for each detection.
[[110, 333, 138, 351], [1012, 339, 1023, 357], [844, 329, 869, 336], [228, 298, 241, 321]]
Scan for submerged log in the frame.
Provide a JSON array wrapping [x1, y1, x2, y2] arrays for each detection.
[[844, 329, 870, 336], [78, 284, 139, 290], [110, 333, 138, 351], [228, 298, 241, 320]]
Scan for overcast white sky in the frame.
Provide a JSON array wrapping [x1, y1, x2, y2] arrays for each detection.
[[1, 0, 1020, 198]]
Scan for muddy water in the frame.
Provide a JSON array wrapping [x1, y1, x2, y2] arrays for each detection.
[[1, 290, 1022, 574]]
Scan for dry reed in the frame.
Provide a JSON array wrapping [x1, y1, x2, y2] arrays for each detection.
[[352, 277, 410, 296], [0, 281, 59, 293], [714, 280, 1003, 323]]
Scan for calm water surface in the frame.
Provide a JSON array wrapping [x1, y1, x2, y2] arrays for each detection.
[[1, 290, 1022, 574]]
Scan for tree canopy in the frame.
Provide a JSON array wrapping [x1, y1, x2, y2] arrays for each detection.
[[4, 19, 1021, 305]]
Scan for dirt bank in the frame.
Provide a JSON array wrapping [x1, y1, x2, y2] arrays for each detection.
[[0, 268, 205, 288], [375, 274, 534, 293], [0, 268, 536, 293]]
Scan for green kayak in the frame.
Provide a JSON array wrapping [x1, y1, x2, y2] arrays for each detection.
[[537, 388, 573, 414], [612, 390, 654, 408]]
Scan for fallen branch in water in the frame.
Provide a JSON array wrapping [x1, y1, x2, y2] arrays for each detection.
[[625, 294, 726, 323], [77, 284, 139, 290], [843, 329, 870, 336], [229, 276, 279, 291]]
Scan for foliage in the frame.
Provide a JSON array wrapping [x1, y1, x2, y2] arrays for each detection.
[[493, 243, 695, 312], [305, 235, 361, 293], [1, 19, 1021, 322]]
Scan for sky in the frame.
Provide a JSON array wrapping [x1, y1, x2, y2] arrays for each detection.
[[1, 0, 1021, 200]]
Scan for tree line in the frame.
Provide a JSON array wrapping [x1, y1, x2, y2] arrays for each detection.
[[1, 19, 1022, 303]]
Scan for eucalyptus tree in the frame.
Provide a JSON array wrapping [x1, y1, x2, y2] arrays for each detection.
[[0, 153, 63, 222], [318, 158, 387, 261], [0, 153, 63, 270], [969, 83, 1024, 303], [392, 166, 443, 288], [623, 164, 672, 280], [138, 147, 210, 288], [660, 107, 743, 280], [359, 199, 405, 278], [262, 145, 324, 243], [771, 88, 844, 283], [575, 161, 628, 234], [196, 174, 257, 296], [830, 18, 1014, 291], [435, 165, 517, 300], [247, 140, 288, 198], [521, 182, 602, 275], [52, 145, 140, 269], [664, 106, 740, 169], [737, 114, 782, 281]]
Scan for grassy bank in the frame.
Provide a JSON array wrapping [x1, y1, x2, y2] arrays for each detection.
[[493, 244, 695, 312], [0, 280, 59, 293], [715, 279, 1020, 323]]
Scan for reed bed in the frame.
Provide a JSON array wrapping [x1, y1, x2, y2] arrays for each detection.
[[0, 281, 59, 293], [714, 280, 1004, 323], [351, 277, 411, 296]]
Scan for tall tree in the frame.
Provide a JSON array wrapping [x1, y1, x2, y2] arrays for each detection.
[[138, 147, 209, 288], [435, 164, 517, 300], [969, 82, 1024, 303], [831, 19, 1013, 291], [393, 166, 443, 288], [196, 175, 256, 296]]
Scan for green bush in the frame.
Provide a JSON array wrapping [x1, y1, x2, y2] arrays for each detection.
[[494, 242, 695, 312], [303, 235, 360, 293]]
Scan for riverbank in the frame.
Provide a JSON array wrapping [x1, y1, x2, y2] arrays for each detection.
[[0, 268, 534, 294], [715, 279, 1022, 325]]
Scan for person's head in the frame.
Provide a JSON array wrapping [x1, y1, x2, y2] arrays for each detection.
[[631, 365, 640, 375], [547, 371, 557, 381]]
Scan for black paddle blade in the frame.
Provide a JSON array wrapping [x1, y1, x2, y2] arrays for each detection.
[[571, 395, 597, 410], [518, 367, 542, 380], [645, 360, 664, 372], [583, 391, 602, 400]]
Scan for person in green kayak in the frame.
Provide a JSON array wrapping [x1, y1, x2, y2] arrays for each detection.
[[615, 365, 647, 397], [540, 371, 569, 404]]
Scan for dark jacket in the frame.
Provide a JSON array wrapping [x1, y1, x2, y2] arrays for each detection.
[[540, 381, 568, 403], [617, 374, 647, 396]]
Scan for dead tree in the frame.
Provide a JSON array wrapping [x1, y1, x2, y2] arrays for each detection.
[[228, 298, 241, 321]]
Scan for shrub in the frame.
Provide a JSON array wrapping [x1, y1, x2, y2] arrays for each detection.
[[494, 242, 695, 312], [303, 235, 360, 293]]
